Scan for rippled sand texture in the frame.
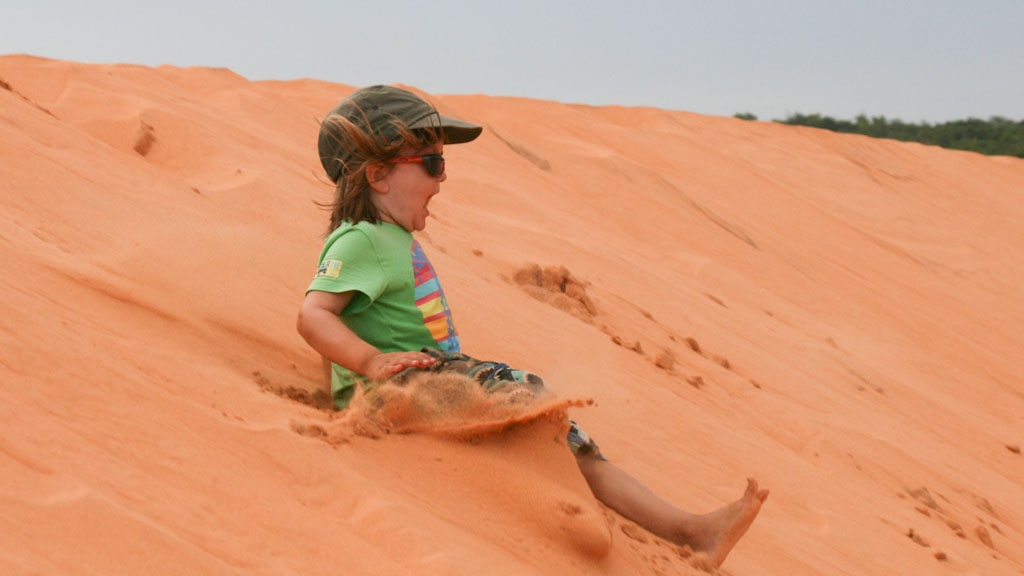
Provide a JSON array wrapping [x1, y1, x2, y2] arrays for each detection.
[[2, 55, 1022, 575]]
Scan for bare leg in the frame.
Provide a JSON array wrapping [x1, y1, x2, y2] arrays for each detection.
[[576, 456, 767, 567]]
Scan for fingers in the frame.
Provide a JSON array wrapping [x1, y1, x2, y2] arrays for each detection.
[[367, 351, 437, 381], [389, 352, 436, 371]]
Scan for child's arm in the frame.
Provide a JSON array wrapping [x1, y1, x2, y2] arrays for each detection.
[[297, 290, 436, 381]]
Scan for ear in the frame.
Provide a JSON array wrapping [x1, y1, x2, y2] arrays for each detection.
[[365, 162, 390, 194]]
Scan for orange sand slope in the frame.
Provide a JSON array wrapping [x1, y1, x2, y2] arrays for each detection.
[[1, 54, 1022, 575]]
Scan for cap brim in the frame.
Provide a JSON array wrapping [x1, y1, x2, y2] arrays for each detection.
[[410, 114, 483, 144]]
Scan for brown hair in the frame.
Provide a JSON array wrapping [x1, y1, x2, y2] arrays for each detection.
[[319, 112, 442, 236]]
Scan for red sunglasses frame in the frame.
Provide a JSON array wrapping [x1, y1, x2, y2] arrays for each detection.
[[386, 154, 445, 177]]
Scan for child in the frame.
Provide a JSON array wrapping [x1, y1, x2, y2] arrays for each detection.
[[297, 85, 768, 566]]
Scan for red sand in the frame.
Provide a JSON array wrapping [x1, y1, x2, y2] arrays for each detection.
[[2, 55, 1022, 575]]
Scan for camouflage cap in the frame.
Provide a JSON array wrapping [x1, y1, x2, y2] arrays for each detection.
[[318, 85, 482, 183]]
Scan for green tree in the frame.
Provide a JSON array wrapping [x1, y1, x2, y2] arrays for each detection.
[[769, 113, 1024, 158]]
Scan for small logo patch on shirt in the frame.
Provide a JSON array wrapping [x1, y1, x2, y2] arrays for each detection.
[[317, 259, 342, 278]]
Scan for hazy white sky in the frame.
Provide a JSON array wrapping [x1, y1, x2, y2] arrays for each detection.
[[4, 0, 1022, 123]]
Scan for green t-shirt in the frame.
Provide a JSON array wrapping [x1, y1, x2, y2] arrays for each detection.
[[307, 221, 460, 408]]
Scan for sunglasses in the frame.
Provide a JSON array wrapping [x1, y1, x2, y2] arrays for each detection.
[[386, 154, 445, 177]]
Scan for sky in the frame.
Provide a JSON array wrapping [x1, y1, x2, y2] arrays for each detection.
[[3, 0, 1023, 123]]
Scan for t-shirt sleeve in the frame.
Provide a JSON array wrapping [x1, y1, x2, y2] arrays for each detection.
[[306, 229, 387, 315]]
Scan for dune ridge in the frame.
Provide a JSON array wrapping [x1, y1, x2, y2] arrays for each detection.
[[1, 55, 1022, 575]]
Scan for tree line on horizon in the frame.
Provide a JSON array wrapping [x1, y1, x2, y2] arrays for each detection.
[[733, 112, 1024, 159]]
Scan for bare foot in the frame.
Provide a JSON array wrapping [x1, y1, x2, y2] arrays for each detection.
[[576, 459, 768, 568], [681, 478, 769, 566]]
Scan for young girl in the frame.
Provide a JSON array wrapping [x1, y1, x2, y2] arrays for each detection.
[[297, 85, 768, 567]]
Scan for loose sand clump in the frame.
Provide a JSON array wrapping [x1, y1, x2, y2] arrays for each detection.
[[324, 371, 590, 444], [513, 263, 598, 321]]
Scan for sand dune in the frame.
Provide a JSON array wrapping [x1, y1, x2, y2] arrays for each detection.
[[2, 54, 1022, 575]]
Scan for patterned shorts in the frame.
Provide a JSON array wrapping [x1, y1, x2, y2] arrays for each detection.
[[393, 348, 604, 459]]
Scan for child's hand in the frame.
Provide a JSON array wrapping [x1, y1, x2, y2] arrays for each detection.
[[362, 351, 437, 381]]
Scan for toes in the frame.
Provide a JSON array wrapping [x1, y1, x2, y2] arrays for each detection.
[[743, 478, 769, 502], [744, 478, 758, 496]]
